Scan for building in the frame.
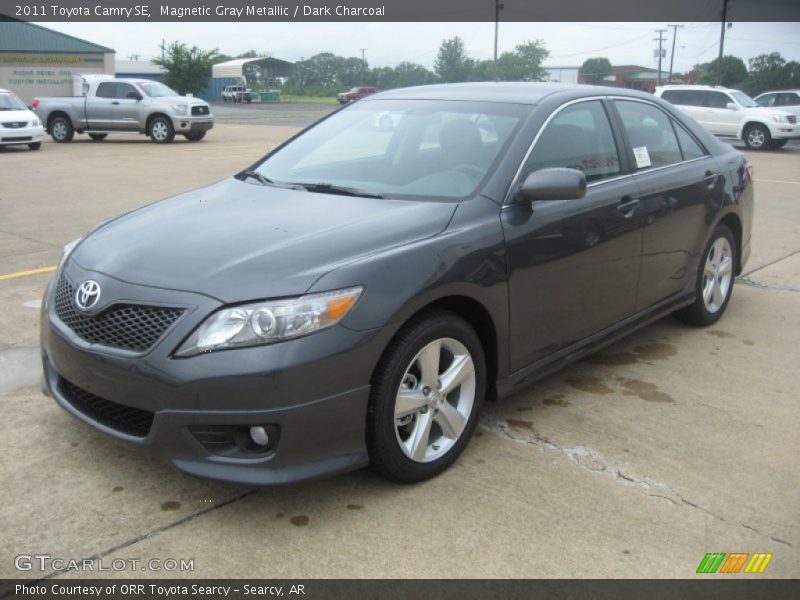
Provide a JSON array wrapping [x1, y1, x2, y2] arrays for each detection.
[[579, 65, 680, 93], [202, 56, 295, 101], [115, 59, 165, 81], [543, 66, 580, 84], [0, 17, 114, 103]]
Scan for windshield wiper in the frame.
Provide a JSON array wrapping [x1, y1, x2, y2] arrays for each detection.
[[291, 183, 384, 199], [241, 170, 274, 186]]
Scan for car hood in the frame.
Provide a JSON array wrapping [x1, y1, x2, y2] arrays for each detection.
[[71, 177, 457, 303], [0, 108, 36, 121]]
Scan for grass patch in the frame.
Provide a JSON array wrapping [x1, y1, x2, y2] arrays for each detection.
[[279, 95, 340, 105]]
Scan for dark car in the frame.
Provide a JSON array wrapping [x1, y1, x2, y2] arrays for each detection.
[[41, 83, 753, 485], [337, 86, 378, 104]]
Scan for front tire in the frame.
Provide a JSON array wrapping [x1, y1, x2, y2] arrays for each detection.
[[770, 139, 788, 150], [148, 116, 174, 144], [744, 124, 771, 150], [184, 131, 206, 142], [49, 116, 74, 143], [367, 310, 485, 483], [674, 224, 737, 327]]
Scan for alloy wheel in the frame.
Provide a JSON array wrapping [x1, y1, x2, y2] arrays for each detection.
[[702, 237, 733, 313], [152, 121, 169, 141], [52, 121, 67, 141], [747, 128, 766, 148], [393, 338, 476, 463]]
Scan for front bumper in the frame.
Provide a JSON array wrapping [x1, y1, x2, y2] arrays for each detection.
[[0, 124, 43, 145], [772, 124, 800, 139], [173, 116, 214, 134], [40, 264, 393, 485]]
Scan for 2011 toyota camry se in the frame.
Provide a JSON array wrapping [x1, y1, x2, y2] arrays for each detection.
[[41, 83, 753, 485]]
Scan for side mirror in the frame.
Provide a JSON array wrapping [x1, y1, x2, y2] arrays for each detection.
[[517, 168, 587, 202], [726, 102, 739, 111], [127, 91, 143, 101]]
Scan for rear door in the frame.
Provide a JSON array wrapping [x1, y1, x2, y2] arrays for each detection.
[[85, 81, 116, 129], [501, 98, 643, 371], [610, 98, 720, 310]]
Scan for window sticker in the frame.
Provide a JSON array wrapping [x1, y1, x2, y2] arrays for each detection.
[[633, 146, 651, 168]]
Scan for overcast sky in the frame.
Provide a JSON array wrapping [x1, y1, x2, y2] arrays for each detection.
[[39, 21, 800, 73]]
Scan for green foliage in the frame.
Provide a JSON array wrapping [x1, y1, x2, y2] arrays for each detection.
[[293, 52, 367, 88], [373, 62, 437, 89], [697, 55, 747, 88], [580, 57, 612, 85], [741, 52, 800, 96], [434, 37, 475, 83], [152, 41, 220, 95]]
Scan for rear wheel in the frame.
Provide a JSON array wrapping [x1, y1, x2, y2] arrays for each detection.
[[367, 310, 485, 482], [674, 224, 737, 326], [770, 139, 788, 150], [744, 124, 770, 150], [28, 142, 41, 150], [148, 116, 174, 144], [50, 116, 74, 143], [88, 133, 107, 141]]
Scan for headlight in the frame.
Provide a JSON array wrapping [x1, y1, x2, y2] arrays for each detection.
[[31, 118, 41, 127], [58, 238, 82, 271], [175, 287, 363, 357], [172, 104, 187, 115], [770, 114, 789, 123]]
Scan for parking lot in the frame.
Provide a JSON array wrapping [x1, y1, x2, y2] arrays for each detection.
[[1, 122, 798, 579]]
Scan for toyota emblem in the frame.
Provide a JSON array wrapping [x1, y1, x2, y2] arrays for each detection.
[[75, 280, 101, 311]]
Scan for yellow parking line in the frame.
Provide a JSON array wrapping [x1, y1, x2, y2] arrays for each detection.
[[754, 178, 800, 185], [0, 266, 57, 281]]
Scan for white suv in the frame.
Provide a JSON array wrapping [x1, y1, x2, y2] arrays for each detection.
[[0, 88, 44, 150], [655, 85, 798, 150]]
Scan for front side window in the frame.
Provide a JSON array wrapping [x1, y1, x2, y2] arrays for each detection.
[[778, 93, 800, 106], [115, 83, 138, 99], [522, 100, 621, 183], [615, 100, 683, 169], [252, 99, 528, 200], [729, 91, 758, 108], [706, 92, 730, 109]]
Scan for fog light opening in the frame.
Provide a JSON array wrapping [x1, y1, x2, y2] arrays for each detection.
[[249, 425, 270, 447]]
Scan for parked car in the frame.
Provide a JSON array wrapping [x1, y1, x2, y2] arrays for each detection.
[[754, 89, 800, 117], [32, 78, 214, 144], [655, 84, 797, 150], [337, 86, 378, 104], [0, 88, 43, 150], [221, 85, 252, 103], [42, 83, 753, 485]]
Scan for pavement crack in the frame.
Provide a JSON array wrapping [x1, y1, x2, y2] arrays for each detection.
[[481, 414, 795, 548], [737, 275, 800, 293], [741, 249, 800, 278]]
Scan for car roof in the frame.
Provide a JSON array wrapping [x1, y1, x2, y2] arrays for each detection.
[[657, 84, 740, 92], [370, 82, 659, 105], [754, 89, 800, 95]]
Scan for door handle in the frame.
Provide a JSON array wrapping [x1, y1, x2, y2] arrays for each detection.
[[704, 170, 717, 190], [617, 197, 640, 216], [111, 101, 120, 105]]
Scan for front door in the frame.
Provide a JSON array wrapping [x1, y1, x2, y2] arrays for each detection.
[[501, 99, 643, 371], [110, 82, 141, 131]]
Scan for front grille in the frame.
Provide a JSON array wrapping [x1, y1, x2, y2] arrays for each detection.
[[191, 105, 209, 116], [1, 136, 31, 142], [58, 377, 154, 437], [1, 121, 28, 128], [787, 115, 797, 124], [54, 274, 184, 352]]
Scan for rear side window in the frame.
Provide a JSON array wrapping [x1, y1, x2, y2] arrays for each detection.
[[96, 82, 115, 98], [661, 90, 704, 107], [756, 93, 776, 107], [523, 100, 621, 183], [614, 100, 683, 169], [672, 122, 707, 160], [777, 93, 800, 106]]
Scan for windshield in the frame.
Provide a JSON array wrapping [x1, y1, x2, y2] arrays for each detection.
[[136, 81, 179, 98], [730, 91, 758, 108], [251, 99, 528, 200], [0, 92, 28, 111]]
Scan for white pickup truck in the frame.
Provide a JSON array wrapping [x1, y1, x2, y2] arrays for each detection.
[[32, 78, 214, 144]]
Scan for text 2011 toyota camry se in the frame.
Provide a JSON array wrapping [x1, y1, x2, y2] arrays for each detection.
[[41, 83, 753, 485]]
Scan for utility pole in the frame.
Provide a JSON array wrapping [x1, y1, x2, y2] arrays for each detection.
[[493, 0, 504, 82], [654, 29, 667, 87], [360, 48, 366, 85], [716, 0, 730, 86], [667, 24, 684, 83]]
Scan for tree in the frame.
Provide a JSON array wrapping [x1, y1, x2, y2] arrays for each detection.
[[434, 37, 474, 83], [742, 52, 793, 96], [472, 40, 550, 82], [153, 41, 220, 95], [698, 55, 747, 88], [580, 57, 612, 85], [374, 62, 437, 89]]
